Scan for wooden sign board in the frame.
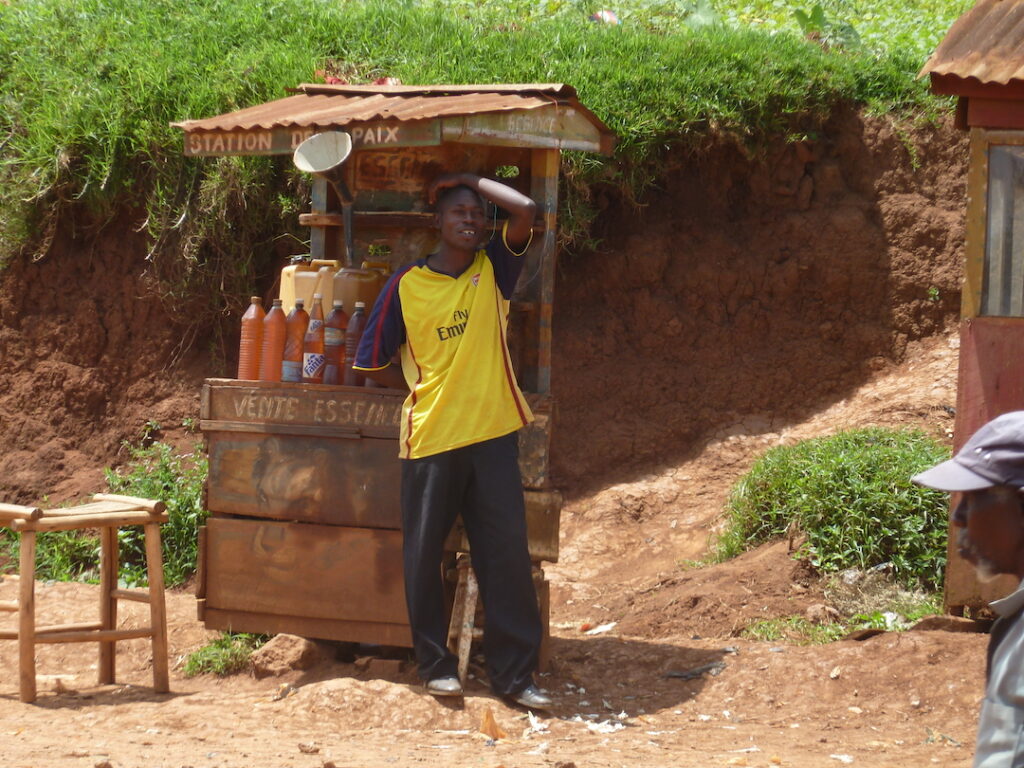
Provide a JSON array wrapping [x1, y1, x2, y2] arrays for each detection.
[[183, 119, 441, 157]]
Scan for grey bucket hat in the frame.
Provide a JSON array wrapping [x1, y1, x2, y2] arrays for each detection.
[[912, 411, 1024, 492]]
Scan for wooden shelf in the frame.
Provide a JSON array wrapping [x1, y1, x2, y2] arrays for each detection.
[[299, 211, 546, 232]]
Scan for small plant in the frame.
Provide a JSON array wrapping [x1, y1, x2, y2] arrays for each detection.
[[741, 587, 941, 644], [714, 428, 950, 590], [1, 527, 102, 582], [183, 633, 267, 677], [793, 4, 863, 50], [140, 419, 162, 446], [104, 441, 209, 587], [927, 285, 940, 302]]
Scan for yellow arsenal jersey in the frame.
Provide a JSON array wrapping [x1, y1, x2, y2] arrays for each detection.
[[354, 227, 534, 459]]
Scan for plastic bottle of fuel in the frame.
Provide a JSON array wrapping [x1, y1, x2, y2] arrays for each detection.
[[282, 298, 309, 383], [302, 294, 326, 384], [343, 301, 367, 387], [237, 296, 265, 381], [258, 299, 286, 382], [322, 299, 349, 385]]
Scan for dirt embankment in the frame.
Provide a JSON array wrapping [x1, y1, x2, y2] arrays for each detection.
[[552, 107, 965, 494]]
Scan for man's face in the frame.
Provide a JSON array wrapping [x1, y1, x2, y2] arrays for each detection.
[[951, 486, 1024, 580], [436, 188, 486, 252]]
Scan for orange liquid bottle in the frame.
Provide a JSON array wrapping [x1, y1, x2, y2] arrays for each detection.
[[281, 298, 309, 383], [258, 299, 286, 382], [322, 299, 349, 385], [237, 296, 265, 380], [302, 294, 326, 384], [343, 301, 367, 387]]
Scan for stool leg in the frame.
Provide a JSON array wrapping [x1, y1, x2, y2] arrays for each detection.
[[144, 523, 169, 693], [456, 562, 478, 686], [18, 531, 36, 703], [533, 565, 551, 673], [98, 526, 118, 685], [445, 557, 469, 653]]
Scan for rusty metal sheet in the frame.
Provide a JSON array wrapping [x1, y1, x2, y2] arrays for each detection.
[[922, 0, 1024, 87], [173, 84, 615, 156]]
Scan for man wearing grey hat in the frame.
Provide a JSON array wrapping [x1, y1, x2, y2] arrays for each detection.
[[913, 410, 1024, 768]]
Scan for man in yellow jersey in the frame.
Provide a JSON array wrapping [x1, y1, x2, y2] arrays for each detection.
[[353, 172, 551, 710]]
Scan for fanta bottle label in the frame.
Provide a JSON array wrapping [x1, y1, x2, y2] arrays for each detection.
[[303, 352, 326, 378]]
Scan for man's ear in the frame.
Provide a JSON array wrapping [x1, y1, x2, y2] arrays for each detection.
[[432, 211, 441, 229]]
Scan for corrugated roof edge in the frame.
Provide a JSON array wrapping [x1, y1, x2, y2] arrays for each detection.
[[291, 83, 578, 98], [920, 0, 1024, 84]]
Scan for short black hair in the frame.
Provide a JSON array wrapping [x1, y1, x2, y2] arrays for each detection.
[[435, 184, 485, 213]]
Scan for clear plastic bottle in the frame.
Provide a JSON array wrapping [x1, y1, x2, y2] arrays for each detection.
[[302, 294, 326, 384], [237, 296, 265, 381], [322, 299, 349, 385], [258, 299, 286, 382], [343, 301, 367, 387], [282, 298, 309, 383]]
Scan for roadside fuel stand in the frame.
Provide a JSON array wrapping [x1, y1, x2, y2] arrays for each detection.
[[173, 84, 615, 656], [921, 1, 1024, 613]]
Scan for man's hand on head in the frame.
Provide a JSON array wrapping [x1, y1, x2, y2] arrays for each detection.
[[427, 173, 475, 206]]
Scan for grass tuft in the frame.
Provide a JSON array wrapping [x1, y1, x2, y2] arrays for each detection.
[[714, 427, 950, 590], [184, 632, 268, 677]]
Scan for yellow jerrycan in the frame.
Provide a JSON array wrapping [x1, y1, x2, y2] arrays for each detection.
[[279, 257, 341, 313], [333, 261, 390, 315]]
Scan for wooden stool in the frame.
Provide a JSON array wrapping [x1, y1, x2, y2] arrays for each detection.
[[0, 493, 170, 703]]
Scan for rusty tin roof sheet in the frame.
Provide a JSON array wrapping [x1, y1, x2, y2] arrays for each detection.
[[921, 0, 1024, 85], [173, 82, 611, 134]]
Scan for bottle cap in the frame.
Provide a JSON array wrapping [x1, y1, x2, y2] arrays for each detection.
[[250, 296, 262, 304], [272, 298, 283, 306], [355, 301, 366, 308], [333, 300, 343, 307], [295, 298, 305, 307], [313, 293, 322, 299]]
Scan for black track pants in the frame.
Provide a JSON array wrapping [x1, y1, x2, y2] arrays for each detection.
[[400, 431, 541, 695]]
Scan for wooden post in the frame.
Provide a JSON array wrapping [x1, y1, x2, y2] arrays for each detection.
[[144, 522, 170, 693], [98, 526, 118, 684], [18, 531, 36, 703], [530, 148, 559, 395]]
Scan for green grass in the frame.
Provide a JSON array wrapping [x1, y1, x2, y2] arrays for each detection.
[[183, 632, 268, 677], [0, 0, 966, 319], [714, 428, 951, 590], [742, 615, 849, 643], [104, 439, 209, 587], [0, 436, 208, 586], [741, 590, 942, 644]]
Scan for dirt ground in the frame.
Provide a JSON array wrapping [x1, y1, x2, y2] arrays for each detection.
[[0, 110, 988, 766], [0, 333, 986, 768]]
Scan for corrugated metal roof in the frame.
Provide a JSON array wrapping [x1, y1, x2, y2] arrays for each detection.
[[173, 83, 605, 133], [921, 0, 1024, 85]]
